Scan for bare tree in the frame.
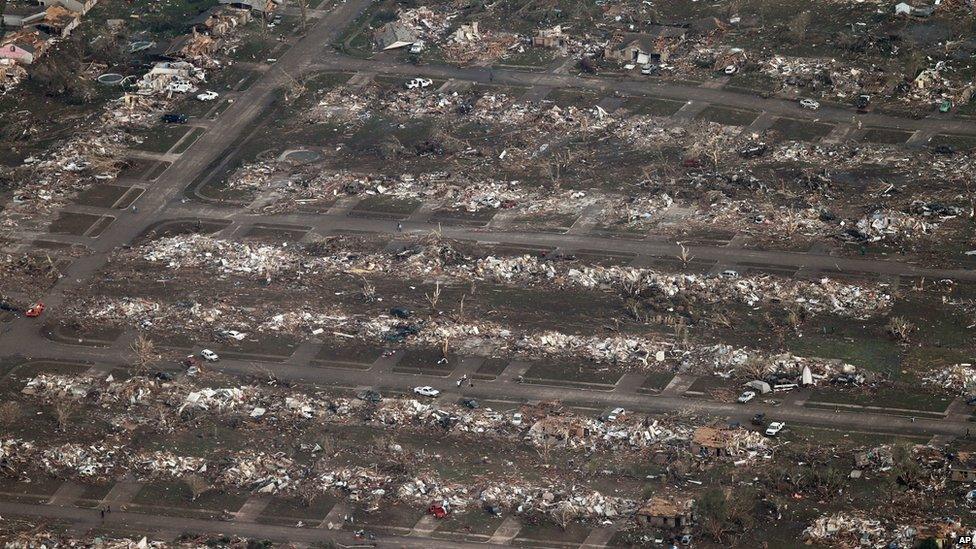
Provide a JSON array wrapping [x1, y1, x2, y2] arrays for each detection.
[[886, 316, 915, 342], [677, 242, 694, 267], [360, 277, 377, 303], [295, 0, 309, 33], [53, 400, 78, 431], [131, 334, 157, 373], [0, 401, 21, 427], [183, 474, 210, 501], [425, 282, 442, 314]]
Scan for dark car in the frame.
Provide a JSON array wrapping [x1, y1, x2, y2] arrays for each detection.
[[162, 113, 188, 124], [460, 398, 479, 409], [738, 143, 767, 158], [933, 144, 956, 156], [751, 413, 766, 426]]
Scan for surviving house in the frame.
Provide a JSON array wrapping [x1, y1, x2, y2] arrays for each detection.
[[950, 452, 976, 482], [691, 426, 733, 458], [604, 26, 687, 64], [0, 29, 51, 64], [37, 0, 98, 15], [532, 25, 566, 49], [635, 497, 694, 529], [374, 22, 417, 51]]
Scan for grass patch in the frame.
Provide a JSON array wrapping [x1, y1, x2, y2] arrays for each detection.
[[696, 105, 758, 126], [131, 125, 189, 154], [770, 117, 833, 141]]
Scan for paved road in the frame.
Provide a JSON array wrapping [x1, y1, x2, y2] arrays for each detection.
[[308, 54, 976, 137], [7, 339, 965, 439], [162, 205, 976, 282], [0, 501, 501, 548]]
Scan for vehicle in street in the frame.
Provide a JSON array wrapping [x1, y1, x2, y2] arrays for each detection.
[[196, 91, 219, 101], [799, 98, 820, 110], [413, 386, 440, 397], [737, 391, 756, 403], [511, 412, 523, 426], [406, 78, 433, 89], [24, 302, 45, 317], [200, 349, 219, 362], [161, 113, 188, 124], [765, 421, 786, 436]]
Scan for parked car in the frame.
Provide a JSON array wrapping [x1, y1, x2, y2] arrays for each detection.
[[751, 413, 766, 426], [406, 78, 433, 89], [460, 398, 479, 409], [167, 80, 193, 93], [640, 64, 658, 75], [161, 113, 188, 124], [357, 389, 382, 403], [723, 64, 738, 75], [939, 99, 952, 113], [933, 144, 956, 155], [511, 412, 523, 426], [220, 330, 247, 341], [737, 391, 756, 404], [765, 421, 786, 436], [196, 91, 219, 101], [413, 386, 440, 397], [799, 98, 820, 110], [409, 41, 424, 54], [720, 269, 739, 278], [200, 349, 219, 362], [855, 94, 871, 112]]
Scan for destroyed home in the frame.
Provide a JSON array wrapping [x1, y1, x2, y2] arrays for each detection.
[[1, 0, 976, 545]]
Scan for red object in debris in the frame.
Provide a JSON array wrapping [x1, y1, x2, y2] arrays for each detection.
[[25, 302, 45, 317], [427, 504, 448, 518], [682, 157, 701, 168]]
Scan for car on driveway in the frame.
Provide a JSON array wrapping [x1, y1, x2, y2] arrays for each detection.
[[737, 391, 756, 404], [765, 421, 786, 436], [200, 349, 219, 362], [406, 78, 433, 89], [413, 386, 440, 397], [196, 91, 219, 101], [799, 98, 820, 110]]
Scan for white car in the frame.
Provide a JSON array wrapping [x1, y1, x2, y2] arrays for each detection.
[[723, 64, 738, 75], [720, 269, 739, 278], [511, 412, 523, 426], [200, 349, 219, 362], [221, 330, 246, 341], [413, 386, 440, 397], [799, 98, 820, 110], [406, 78, 433, 90], [196, 91, 219, 101], [167, 81, 194, 93], [765, 421, 785, 436], [409, 41, 424, 54], [605, 407, 626, 421], [737, 391, 756, 404]]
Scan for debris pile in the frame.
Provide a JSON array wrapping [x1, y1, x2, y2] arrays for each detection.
[[442, 23, 519, 65], [133, 451, 208, 479], [218, 451, 298, 494], [924, 364, 976, 394], [41, 443, 123, 479]]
